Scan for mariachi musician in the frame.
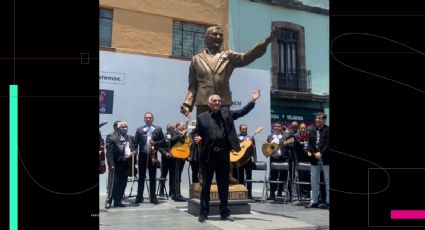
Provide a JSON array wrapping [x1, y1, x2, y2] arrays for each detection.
[[264, 121, 288, 200], [232, 124, 257, 199], [167, 122, 188, 201], [105, 121, 136, 208], [134, 112, 165, 205], [158, 123, 176, 198], [104, 120, 119, 209], [99, 121, 107, 175]]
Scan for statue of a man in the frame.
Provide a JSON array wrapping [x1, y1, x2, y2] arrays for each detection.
[[181, 25, 278, 184], [181, 25, 278, 117]]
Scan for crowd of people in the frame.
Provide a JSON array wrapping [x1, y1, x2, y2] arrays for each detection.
[[99, 109, 330, 219]]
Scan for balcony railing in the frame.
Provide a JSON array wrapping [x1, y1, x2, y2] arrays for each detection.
[[271, 67, 311, 92]]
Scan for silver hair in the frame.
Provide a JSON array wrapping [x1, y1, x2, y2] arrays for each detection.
[[208, 94, 220, 103]]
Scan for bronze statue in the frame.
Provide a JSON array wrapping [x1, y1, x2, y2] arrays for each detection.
[[181, 25, 278, 117], [181, 25, 278, 184]]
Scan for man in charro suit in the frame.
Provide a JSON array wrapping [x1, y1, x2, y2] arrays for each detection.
[[158, 122, 186, 201], [134, 112, 165, 205], [265, 121, 290, 200], [105, 121, 136, 208], [180, 25, 278, 184], [167, 122, 188, 201], [104, 120, 120, 208], [233, 124, 257, 199], [193, 89, 260, 223]]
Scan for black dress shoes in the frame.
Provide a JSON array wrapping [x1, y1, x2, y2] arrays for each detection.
[[113, 202, 126, 208], [198, 215, 207, 223], [105, 201, 112, 209], [134, 197, 144, 204], [220, 215, 234, 221], [305, 203, 319, 208], [318, 203, 329, 209], [150, 197, 159, 204], [173, 195, 185, 202]]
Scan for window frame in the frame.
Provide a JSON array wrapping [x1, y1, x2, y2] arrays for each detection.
[[172, 20, 208, 58], [271, 22, 309, 92], [99, 8, 113, 48]]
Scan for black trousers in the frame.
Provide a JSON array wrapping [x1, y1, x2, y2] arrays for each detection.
[[174, 159, 185, 196], [160, 157, 185, 196], [191, 159, 200, 183], [137, 152, 157, 199], [269, 156, 288, 194], [200, 150, 230, 218], [105, 169, 115, 204], [111, 160, 129, 204], [160, 155, 174, 195], [233, 160, 254, 194]]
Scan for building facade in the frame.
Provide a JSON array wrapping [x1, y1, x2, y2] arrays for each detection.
[[228, 0, 329, 128]]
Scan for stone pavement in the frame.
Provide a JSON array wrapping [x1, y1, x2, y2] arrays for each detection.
[[99, 192, 329, 230]]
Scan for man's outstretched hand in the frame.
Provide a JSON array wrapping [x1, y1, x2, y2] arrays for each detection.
[[251, 89, 261, 102]]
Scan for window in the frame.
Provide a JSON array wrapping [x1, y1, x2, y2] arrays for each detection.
[[277, 29, 299, 90], [99, 8, 113, 47], [271, 22, 308, 92], [172, 21, 207, 58]]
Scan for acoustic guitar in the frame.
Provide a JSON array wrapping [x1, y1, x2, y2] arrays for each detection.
[[230, 127, 263, 167], [170, 116, 191, 159], [170, 136, 191, 159], [262, 137, 295, 157]]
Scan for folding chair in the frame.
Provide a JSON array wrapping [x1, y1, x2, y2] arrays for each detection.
[[291, 162, 326, 205], [154, 161, 169, 200], [244, 161, 267, 203], [266, 162, 291, 203], [290, 162, 310, 204], [127, 161, 168, 200]]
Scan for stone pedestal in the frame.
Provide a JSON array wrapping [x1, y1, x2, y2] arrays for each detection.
[[187, 183, 251, 216]]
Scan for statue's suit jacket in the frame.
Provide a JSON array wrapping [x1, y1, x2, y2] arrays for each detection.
[[183, 40, 269, 111]]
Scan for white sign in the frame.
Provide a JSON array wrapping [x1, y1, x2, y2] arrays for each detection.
[[99, 71, 125, 84]]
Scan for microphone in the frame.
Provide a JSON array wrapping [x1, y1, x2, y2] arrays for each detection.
[[99, 121, 108, 128]]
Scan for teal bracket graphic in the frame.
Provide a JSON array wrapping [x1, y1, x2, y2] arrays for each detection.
[[10, 85, 18, 230]]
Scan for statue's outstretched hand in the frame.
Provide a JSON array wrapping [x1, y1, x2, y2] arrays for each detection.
[[265, 26, 279, 44], [180, 104, 191, 117]]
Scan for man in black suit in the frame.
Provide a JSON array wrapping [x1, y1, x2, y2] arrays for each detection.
[[169, 122, 188, 201], [105, 121, 136, 207], [105, 121, 120, 208], [233, 124, 257, 199], [134, 112, 165, 204], [193, 89, 261, 223]]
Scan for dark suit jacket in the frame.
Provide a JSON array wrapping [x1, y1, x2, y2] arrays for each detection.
[[105, 131, 136, 167], [308, 125, 330, 165], [159, 130, 186, 155], [193, 101, 255, 163], [134, 125, 165, 154]]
